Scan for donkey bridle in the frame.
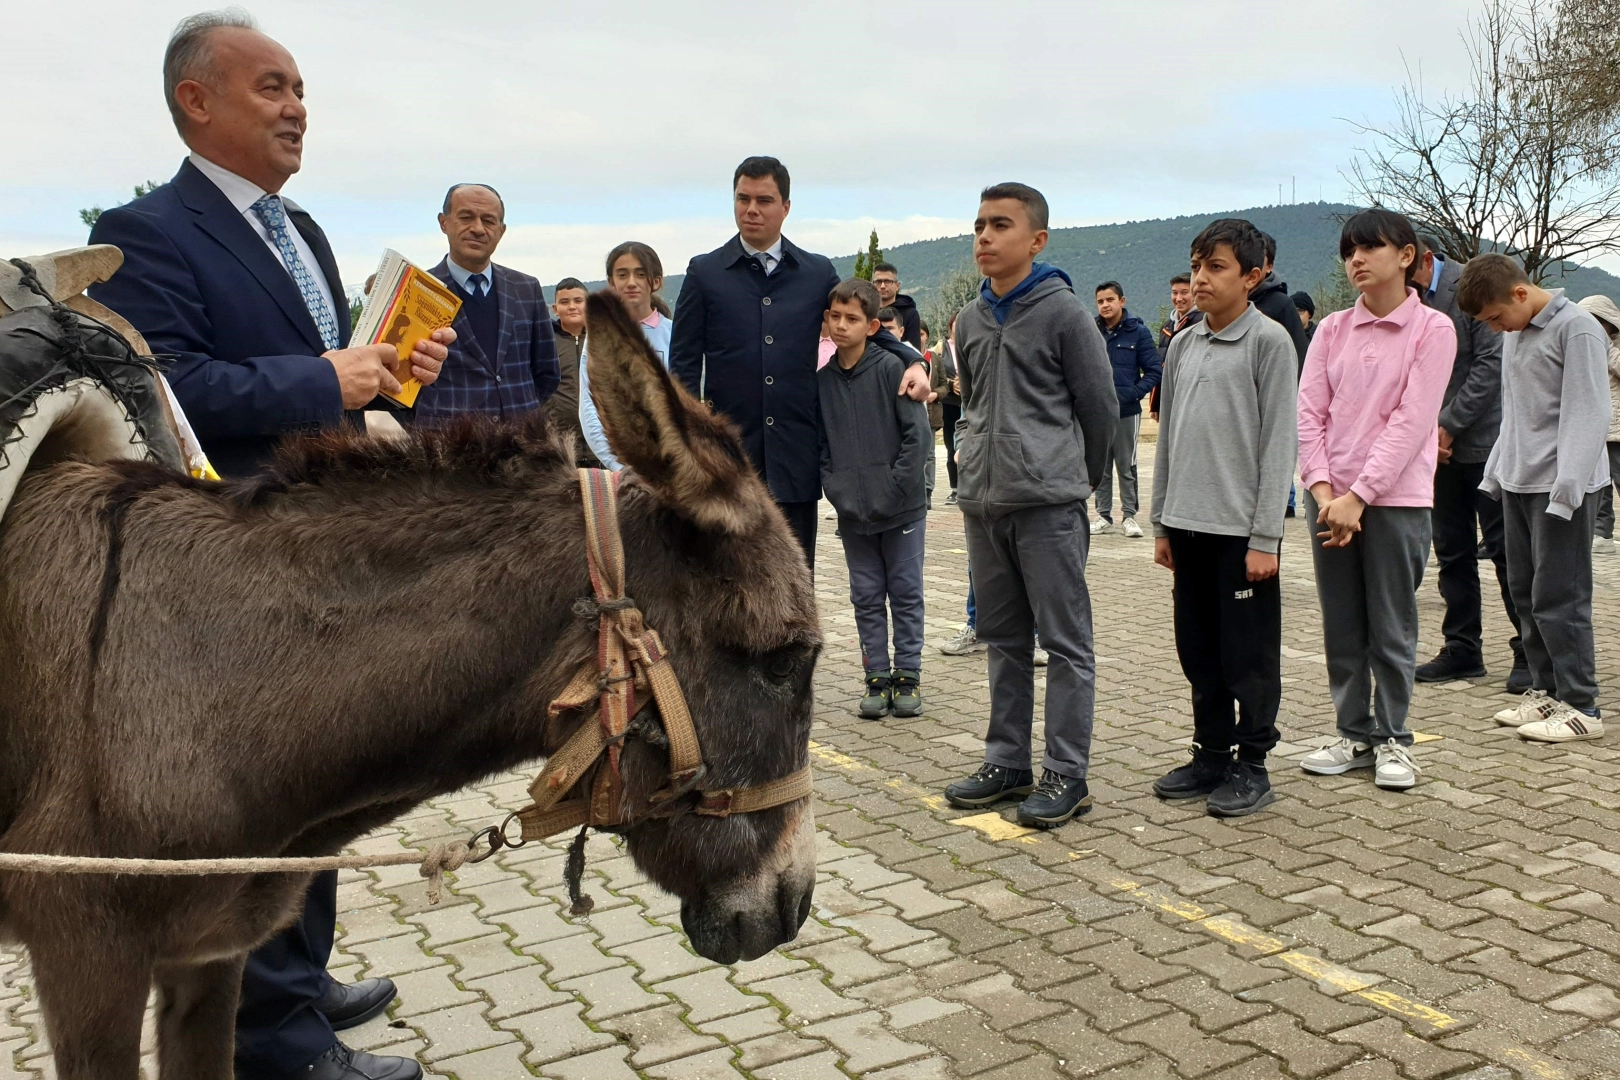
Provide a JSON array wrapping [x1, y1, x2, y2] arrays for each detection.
[[506, 468, 813, 848]]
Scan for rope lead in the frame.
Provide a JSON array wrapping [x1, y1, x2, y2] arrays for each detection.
[[565, 826, 595, 916]]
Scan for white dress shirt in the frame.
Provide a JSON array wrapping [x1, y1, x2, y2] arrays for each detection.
[[188, 152, 337, 323], [444, 258, 494, 296], [741, 235, 785, 276]]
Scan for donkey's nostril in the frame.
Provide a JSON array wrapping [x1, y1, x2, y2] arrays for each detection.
[[795, 887, 813, 930]]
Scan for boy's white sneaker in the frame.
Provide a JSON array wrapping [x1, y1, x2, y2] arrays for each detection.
[[1519, 702, 1604, 743], [1494, 688, 1558, 727], [1374, 740, 1420, 789], [1090, 517, 1113, 535], [1123, 517, 1144, 538], [1595, 535, 1616, 556], [1299, 738, 1374, 775]]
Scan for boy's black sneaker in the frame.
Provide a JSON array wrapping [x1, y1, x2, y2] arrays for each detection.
[[890, 670, 922, 718], [944, 763, 1035, 808], [1152, 750, 1230, 800], [1016, 769, 1092, 828], [1415, 646, 1487, 683], [859, 672, 891, 719], [1506, 643, 1532, 694], [1207, 760, 1275, 818]]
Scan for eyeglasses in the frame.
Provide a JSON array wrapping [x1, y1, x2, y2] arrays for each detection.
[[873, 278, 898, 286]]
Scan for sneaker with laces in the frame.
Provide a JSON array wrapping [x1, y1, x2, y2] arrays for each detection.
[[939, 623, 986, 656], [1122, 516, 1144, 538], [1373, 739, 1419, 789], [1493, 688, 1558, 727], [1208, 759, 1276, 817], [1519, 702, 1604, 743], [944, 763, 1036, 808], [1299, 738, 1374, 775], [1016, 769, 1093, 828], [945, 490, 959, 505], [1089, 517, 1114, 535]]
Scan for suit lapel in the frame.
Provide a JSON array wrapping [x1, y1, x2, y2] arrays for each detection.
[[290, 209, 349, 348], [429, 257, 494, 374], [176, 161, 325, 354]]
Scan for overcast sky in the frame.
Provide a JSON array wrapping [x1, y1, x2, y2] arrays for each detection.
[[5, 0, 1513, 291]]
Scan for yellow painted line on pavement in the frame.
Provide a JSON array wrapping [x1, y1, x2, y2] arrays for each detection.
[[1499, 1045, 1571, 1080], [809, 741, 868, 772], [954, 811, 1040, 844], [1411, 731, 1445, 743]]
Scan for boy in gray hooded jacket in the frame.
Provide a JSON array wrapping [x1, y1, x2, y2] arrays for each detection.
[[942, 183, 1118, 828]]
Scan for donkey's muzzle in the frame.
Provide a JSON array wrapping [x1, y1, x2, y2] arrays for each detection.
[[681, 803, 816, 963]]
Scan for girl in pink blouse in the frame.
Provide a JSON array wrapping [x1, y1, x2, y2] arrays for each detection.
[[1295, 209, 1457, 791]]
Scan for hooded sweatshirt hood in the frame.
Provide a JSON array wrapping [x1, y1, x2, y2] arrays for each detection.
[[981, 262, 1073, 325], [1579, 294, 1620, 336], [1578, 294, 1620, 443]]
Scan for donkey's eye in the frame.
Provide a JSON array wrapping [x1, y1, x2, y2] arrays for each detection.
[[765, 655, 798, 681]]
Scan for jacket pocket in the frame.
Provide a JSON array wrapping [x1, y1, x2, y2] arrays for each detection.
[[820, 466, 861, 518]]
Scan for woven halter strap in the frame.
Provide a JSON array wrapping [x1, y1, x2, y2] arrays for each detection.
[[516, 469, 813, 842]]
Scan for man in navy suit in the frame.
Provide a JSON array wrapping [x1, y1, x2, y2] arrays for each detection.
[[88, 12, 446, 1080], [670, 156, 932, 567], [413, 182, 559, 422]]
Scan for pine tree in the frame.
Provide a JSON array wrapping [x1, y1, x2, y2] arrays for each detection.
[[852, 230, 884, 280], [80, 181, 162, 230]]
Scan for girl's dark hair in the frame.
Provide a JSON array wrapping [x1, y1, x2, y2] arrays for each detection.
[[1340, 209, 1420, 286], [605, 242, 664, 289]]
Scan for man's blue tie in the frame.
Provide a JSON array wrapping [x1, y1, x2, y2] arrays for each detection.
[[467, 273, 487, 297], [251, 194, 340, 351]]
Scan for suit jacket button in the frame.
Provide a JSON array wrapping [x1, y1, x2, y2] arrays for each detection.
[[765, 376, 774, 385], [762, 297, 772, 306], [765, 416, 774, 426], [764, 335, 774, 345]]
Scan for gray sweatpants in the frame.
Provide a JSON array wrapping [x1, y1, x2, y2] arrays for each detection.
[[841, 520, 926, 673], [1502, 490, 1600, 713], [1302, 492, 1430, 746], [964, 501, 1095, 779], [1094, 412, 1141, 520]]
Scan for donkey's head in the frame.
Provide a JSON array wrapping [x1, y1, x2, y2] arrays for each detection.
[[584, 292, 820, 963]]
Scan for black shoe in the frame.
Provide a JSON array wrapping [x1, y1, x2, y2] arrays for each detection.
[[1016, 769, 1093, 828], [1153, 750, 1231, 800], [1506, 644, 1532, 694], [944, 763, 1036, 808], [945, 490, 958, 506], [1207, 760, 1276, 818], [315, 977, 396, 1031], [1414, 646, 1487, 683], [858, 672, 891, 719], [1285, 505, 1296, 518], [890, 669, 922, 718], [297, 1043, 421, 1080], [1477, 541, 1490, 560]]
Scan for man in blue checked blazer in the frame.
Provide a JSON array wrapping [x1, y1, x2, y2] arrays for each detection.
[[414, 183, 559, 423]]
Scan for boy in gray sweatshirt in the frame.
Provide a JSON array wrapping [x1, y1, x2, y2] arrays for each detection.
[[819, 278, 932, 720], [1150, 218, 1298, 817], [1459, 254, 1613, 742], [941, 183, 1118, 828]]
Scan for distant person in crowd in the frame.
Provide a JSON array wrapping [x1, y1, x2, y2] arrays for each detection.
[[419, 182, 559, 424], [880, 306, 933, 505], [546, 277, 597, 465], [1297, 209, 1455, 791], [1090, 281, 1161, 538], [1152, 273, 1202, 419], [942, 182, 1115, 829], [819, 312, 836, 369], [1409, 238, 1521, 690], [936, 312, 963, 507], [88, 13, 446, 1079], [1291, 290, 1316, 343], [670, 156, 931, 567], [1462, 256, 1613, 742], [1151, 217, 1297, 817], [580, 241, 673, 469], [1250, 232, 1312, 366], [1581, 295, 1620, 556], [820, 278, 931, 720], [873, 261, 922, 346]]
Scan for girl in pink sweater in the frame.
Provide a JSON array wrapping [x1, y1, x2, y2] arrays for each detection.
[[1296, 209, 1456, 791]]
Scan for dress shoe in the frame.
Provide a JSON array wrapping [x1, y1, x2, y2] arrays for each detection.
[[315, 977, 396, 1031], [297, 1042, 421, 1080]]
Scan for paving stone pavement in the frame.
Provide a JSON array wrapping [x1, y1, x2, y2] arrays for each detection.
[[8, 446, 1620, 1079]]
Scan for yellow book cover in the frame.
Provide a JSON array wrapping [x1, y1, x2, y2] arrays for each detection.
[[362, 263, 461, 409]]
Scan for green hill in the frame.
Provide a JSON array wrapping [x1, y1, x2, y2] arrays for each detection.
[[578, 202, 1620, 319]]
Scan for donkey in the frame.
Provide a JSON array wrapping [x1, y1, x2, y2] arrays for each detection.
[[0, 291, 821, 1080]]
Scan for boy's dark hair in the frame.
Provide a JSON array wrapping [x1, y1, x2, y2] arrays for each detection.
[[873, 261, 898, 278], [1456, 253, 1530, 316], [1190, 218, 1266, 276], [1339, 208, 1421, 286], [1170, 273, 1191, 286], [605, 241, 664, 287], [877, 306, 901, 325], [828, 278, 881, 320], [554, 277, 586, 295], [1259, 232, 1277, 265], [1095, 281, 1124, 299], [733, 156, 790, 200], [979, 182, 1049, 232]]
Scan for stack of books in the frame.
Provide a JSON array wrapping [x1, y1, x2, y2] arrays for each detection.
[[352, 249, 461, 408]]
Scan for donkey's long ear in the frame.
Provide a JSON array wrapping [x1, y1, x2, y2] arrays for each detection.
[[585, 291, 772, 535]]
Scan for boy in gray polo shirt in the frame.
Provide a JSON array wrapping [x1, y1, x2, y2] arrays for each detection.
[[1458, 254, 1612, 742], [1150, 219, 1297, 816]]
